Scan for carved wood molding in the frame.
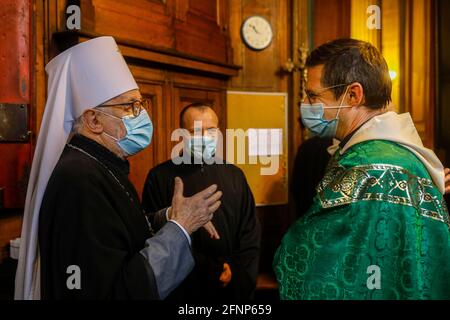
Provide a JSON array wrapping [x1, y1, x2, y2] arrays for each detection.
[[51, 30, 241, 78]]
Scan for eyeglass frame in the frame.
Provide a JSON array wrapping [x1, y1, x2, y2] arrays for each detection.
[[303, 83, 350, 104], [96, 99, 150, 117], [187, 127, 220, 137]]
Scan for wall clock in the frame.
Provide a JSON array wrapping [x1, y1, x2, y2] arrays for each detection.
[[241, 16, 273, 51]]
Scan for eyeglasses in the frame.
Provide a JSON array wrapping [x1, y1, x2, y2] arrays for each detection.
[[98, 99, 150, 117], [303, 83, 349, 104], [189, 128, 220, 137]]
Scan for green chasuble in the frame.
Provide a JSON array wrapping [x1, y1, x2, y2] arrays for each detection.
[[274, 140, 450, 299]]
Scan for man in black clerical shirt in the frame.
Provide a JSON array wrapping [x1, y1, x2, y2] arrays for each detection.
[[142, 102, 261, 301]]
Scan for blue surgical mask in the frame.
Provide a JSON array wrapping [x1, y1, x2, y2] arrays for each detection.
[[98, 109, 153, 156], [300, 87, 351, 138], [187, 135, 217, 161]]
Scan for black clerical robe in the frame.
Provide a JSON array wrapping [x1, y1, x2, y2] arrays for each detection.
[[291, 136, 332, 217], [142, 158, 261, 301], [39, 134, 193, 299]]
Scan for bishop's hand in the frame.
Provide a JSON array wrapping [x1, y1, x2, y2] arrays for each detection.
[[169, 177, 222, 235], [203, 221, 220, 240]]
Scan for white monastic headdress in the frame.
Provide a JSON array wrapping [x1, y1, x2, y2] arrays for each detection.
[[15, 36, 138, 300]]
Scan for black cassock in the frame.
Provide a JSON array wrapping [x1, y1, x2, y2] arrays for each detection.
[[142, 157, 261, 301], [39, 134, 193, 299]]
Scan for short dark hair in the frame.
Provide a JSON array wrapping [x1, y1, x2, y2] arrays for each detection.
[[179, 102, 214, 128], [306, 38, 392, 109]]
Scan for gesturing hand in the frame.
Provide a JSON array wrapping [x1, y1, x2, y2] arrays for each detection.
[[203, 221, 220, 240], [170, 177, 222, 235]]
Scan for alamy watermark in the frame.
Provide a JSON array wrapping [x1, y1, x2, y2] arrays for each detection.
[[66, 265, 81, 290], [367, 5, 381, 30], [171, 121, 282, 176], [66, 5, 81, 30], [366, 265, 381, 290]]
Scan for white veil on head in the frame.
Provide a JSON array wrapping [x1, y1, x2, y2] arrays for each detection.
[[15, 36, 138, 300]]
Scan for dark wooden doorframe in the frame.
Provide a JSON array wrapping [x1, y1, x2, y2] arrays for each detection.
[[436, 0, 450, 207]]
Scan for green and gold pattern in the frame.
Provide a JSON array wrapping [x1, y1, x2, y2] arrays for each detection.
[[274, 140, 450, 300], [317, 159, 450, 228]]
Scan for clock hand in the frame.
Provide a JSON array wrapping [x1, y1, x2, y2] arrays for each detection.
[[249, 24, 260, 34]]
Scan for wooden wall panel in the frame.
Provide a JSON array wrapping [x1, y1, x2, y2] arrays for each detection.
[[175, 1, 229, 63], [36, 0, 67, 132], [125, 66, 227, 199], [313, 0, 351, 46], [350, 0, 381, 48], [0, 0, 32, 210], [290, 0, 312, 166], [79, 0, 231, 64], [128, 82, 164, 199], [436, 0, 450, 166], [350, 0, 435, 148], [227, 0, 292, 283], [172, 84, 226, 137], [229, 0, 290, 92], [129, 65, 169, 164], [403, 0, 435, 148], [382, 0, 401, 112], [0, 214, 22, 263], [188, 0, 217, 18], [0, 146, 30, 209], [0, 0, 31, 103], [173, 87, 225, 121], [88, 0, 175, 49]]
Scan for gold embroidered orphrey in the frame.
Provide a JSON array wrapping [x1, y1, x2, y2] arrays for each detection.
[[316, 159, 450, 228]]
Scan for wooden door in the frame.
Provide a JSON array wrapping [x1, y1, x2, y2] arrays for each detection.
[[127, 67, 228, 198], [128, 81, 165, 199]]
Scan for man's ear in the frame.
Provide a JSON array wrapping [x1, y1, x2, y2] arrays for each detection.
[[347, 83, 364, 106], [82, 109, 104, 134]]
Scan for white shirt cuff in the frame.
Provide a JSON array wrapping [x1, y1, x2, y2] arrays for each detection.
[[166, 207, 192, 246]]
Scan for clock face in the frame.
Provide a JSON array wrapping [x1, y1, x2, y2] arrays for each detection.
[[241, 16, 273, 50]]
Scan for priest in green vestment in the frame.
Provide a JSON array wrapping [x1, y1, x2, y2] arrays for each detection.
[[274, 38, 450, 300]]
